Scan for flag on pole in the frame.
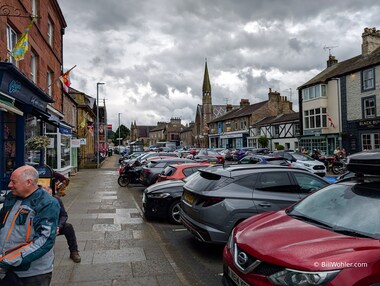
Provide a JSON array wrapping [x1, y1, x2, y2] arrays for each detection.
[[327, 114, 335, 128], [59, 65, 76, 93], [59, 70, 71, 93], [11, 20, 35, 61]]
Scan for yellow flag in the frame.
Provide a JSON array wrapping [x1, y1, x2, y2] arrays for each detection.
[[11, 20, 34, 61]]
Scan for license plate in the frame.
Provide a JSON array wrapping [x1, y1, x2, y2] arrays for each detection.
[[228, 267, 249, 286], [183, 192, 195, 205]]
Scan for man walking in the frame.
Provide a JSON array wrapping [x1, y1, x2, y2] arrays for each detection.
[[0, 165, 60, 286]]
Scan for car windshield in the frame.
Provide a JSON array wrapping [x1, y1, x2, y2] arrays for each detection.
[[292, 152, 314, 161], [288, 183, 380, 238]]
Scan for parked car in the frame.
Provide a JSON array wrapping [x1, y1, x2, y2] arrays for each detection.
[[219, 149, 234, 161], [157, 162, 211, 182], [140, 158, 195, 186], [180, 164, 329, 244], [222, 150, 380, 286], [194, 149, 225, 164], [272, 151, 326, 177], [237, 154, 290, 166], [143, 172, 202, 224]]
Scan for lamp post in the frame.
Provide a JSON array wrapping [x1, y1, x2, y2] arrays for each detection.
[[96, 82, 105, 168], [118, 113, 122, 147]]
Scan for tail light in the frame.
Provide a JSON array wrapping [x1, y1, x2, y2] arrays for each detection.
[[196, 196, 224, 207], [119, 165, 124, 175]]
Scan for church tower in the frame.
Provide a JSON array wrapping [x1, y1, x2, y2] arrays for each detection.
[[202, 59, 212, 133]]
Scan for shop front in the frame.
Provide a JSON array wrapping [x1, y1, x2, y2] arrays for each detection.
[[0, 63, 54, 188], [219, 131, 248, 149]]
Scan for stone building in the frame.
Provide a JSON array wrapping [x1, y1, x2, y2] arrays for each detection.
[[298, 27, 380, 155], [208, 89, 294, 148]]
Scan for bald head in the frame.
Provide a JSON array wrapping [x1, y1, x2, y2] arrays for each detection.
[[8, 165, 39, 198]]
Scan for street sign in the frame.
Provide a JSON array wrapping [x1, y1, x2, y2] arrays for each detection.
[[107, 124, 112, 130]]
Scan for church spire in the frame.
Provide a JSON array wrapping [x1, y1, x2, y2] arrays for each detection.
[[202, 58, 211, 95]]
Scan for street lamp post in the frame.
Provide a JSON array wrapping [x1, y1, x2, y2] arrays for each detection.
[[96, 82, 105, 168], [118, 113, 122, 147]]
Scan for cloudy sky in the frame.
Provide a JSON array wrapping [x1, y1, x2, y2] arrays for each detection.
[[57, 0, 380, 131]]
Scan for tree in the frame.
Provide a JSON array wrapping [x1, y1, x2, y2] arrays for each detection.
[[113, 125, 130, 145], [258, 135, 269, 148]]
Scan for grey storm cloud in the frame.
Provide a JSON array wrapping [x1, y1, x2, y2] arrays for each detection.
[[58, 0, 380, 130]]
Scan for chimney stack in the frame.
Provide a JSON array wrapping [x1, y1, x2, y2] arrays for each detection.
[[240, 99, 250, 107], [327, 55, 338, 68], [362, 27, 380, 55]]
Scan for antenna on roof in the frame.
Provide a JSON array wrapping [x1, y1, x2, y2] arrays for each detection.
[[323, 45, 338, 56], [225, 98, 229, 105]]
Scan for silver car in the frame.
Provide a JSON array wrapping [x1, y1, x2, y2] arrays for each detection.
[[180, 165, 329, 244]]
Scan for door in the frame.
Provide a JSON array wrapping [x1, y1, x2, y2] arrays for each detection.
[[253, 171, 301, 213]]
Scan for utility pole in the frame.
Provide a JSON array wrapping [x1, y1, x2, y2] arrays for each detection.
[[118, 113, 122, 146], [96, 82, 105, 168]]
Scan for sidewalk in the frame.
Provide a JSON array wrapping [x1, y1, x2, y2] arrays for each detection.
[[52, 155, 189, 285]]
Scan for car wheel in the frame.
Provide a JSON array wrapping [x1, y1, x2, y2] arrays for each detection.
[[117, 176, 130, 187], [168, 200, 182, 224]]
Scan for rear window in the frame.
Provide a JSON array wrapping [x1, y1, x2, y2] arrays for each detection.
[[184, 171, 233, 192], [162, 166, 177, 176]]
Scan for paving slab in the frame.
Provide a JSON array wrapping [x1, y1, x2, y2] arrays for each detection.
[[51, 155, 191, 285]]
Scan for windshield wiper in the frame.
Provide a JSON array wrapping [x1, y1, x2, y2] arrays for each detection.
[[288, 213, 333, 229], [332, 228, 374, 239]]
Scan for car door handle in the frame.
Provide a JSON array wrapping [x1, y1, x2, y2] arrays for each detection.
[[258, 203, 272, 207]]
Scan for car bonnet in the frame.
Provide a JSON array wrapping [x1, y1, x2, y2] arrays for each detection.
[[234, 210, 380, 271]]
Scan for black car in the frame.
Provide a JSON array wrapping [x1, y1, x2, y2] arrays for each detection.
[[142, 176, 193, 224], [140, 158, 195, 186]]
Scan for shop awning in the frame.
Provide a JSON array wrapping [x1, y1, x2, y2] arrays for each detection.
[[0, 98, 23, 116]]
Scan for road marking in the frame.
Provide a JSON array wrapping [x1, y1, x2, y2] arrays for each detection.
[[173, 228, 187, 232]]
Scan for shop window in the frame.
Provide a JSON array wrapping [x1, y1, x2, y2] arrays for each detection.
[[46, 134, 57, 169], [362, 133, 380, 150], [24, 115, 42, 165], [61, 135, 71, 167]]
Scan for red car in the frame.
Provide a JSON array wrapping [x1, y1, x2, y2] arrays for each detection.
[[157, 162, 211, 182], [222, 150, 380, 286]]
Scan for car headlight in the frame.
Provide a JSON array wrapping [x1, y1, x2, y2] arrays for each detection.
[[227, 230, 235, 254], [269, 269, 340, 286], [146, 192, 170, 199]]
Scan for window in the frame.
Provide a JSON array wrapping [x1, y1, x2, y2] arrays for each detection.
[[47, 18, 53, 46], [302, 84, 327, 101], [256, 172, 292, 191], [273, 125, 279, 137], [47, 70, 53, 96], [362, 133, 380, 151], [6, 25, 18, 65], [362, 96, 376, 118], [30, 52, 37, 83], [362, 68, 375, 91], [292, 172, 328, 193], [304, 108, 327, 129]]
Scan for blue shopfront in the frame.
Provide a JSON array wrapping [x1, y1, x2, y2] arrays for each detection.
[[0, 63, 54, 189]]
